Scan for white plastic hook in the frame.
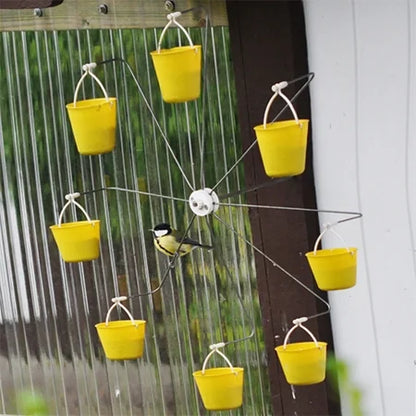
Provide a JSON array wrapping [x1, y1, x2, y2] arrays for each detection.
[[201, 342, 236, 375], [156, 11, 195, 52], [282, 317, 321, 349], [57, 192, 93, 226], [313, 222, 351, 254], [72, 62, 110, 106], [262, 81, 300, 128], [105, 296, 137, 327]]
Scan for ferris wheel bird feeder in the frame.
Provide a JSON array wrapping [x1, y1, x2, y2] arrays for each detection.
[[49, 193, 100, 262], [193, 343, 244, 411], [306, 224, 358, 290], [275, 318, 327, 386], [95, 296, 146, 360], [254, 82, 309, 177], [66, 63, 117, 155], [150, 12, 202, 103]]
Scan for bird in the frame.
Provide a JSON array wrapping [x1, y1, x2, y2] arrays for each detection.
[[150, 223, 213, 257]]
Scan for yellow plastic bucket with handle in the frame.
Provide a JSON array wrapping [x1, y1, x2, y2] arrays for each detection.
[[50, 193, 100, 262], [254, 83, 309, 177], [96, 297, 146, 360], [193, 346, 244, 410], [275, 318, 327, 385], [150, 13, 201, 103], [66, 64, 117, 155], [306, 225, 357, 290]]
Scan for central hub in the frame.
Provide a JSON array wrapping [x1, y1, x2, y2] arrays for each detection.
[[188, 188, 220, 216]]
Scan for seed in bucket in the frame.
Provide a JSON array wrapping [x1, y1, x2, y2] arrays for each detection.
[[150, 223, 213, 257]]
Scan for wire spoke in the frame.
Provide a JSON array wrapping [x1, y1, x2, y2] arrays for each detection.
[[96, 57, 195, 191], [218, 177, 291, 199], [213, 213, 330, 321], [205, 216, 255, 346], [218, 201, 362, 225], [79, 186, 188, 203]]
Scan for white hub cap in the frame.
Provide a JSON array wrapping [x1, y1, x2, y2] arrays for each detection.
[[188, 188, 219, 216]]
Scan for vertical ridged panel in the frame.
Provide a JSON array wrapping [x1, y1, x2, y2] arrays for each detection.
[[0, 25, 270, 415]]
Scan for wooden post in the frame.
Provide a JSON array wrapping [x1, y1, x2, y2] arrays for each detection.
[[226, 1, 340, 414]]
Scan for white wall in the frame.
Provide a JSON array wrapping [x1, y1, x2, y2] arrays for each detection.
[[303, 1, 416, 415]]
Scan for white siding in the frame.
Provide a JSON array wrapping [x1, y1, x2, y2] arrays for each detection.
[[304, 1, 416, 415]]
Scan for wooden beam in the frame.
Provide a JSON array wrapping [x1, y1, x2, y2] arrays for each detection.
[[226, 1, 340, 415], [0, 0, 227, 32]]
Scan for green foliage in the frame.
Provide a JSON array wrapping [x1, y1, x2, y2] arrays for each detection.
[[327, 354, 364, 416], [15, 390, 49, 416]]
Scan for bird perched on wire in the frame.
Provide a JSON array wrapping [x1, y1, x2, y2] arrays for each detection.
[[150, 223, 213, 257]]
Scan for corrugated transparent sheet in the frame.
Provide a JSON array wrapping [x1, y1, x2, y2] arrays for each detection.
[[0, 26, 271, 415]]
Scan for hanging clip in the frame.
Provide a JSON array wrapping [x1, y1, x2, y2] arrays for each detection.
[[82, 62, 97, 72], [167, 11, 182, 21], [271, 81, 289, 93], [65, 192, 81, 202]]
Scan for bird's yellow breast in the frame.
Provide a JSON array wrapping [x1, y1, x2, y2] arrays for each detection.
[[154, 235, 193, 257]]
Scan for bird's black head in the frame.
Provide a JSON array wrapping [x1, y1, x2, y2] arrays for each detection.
[[152, 223, 172, 237]]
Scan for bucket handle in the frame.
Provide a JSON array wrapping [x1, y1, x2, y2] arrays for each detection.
[[312, 223, 351, 255], [72, 62, 110, 107], [282, 317, 321, 349], [156, 11, 195, 53], [57, 192, 94, 227], [262, 82, 300, 129], [105, 296, 138, 328], [201, 342, 238, 375]]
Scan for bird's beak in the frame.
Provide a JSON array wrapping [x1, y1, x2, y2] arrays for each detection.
[[148, 228, 154, 232]]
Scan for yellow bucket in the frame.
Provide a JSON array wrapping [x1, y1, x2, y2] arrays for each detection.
[[193, 346, 244, 410], [50, 220, 100, 262], [275, 319, 327, 385], [306, 225, 358, 290], [96, 298, 146, 360], [151, 15, 201, 103], [50, 193, 100, 262], [254, 119, 309, 177], [276, 342, 327, 385], [193, 367, 244, 410], [254, 83, 309, 177], [96, 321, 146, 360], [66, 98, 117, 155], [66, 65, 117, 155], [306, 247, 357, 290]]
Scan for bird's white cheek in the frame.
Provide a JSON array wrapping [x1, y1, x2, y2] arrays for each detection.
[[154, 229, 168, 237]]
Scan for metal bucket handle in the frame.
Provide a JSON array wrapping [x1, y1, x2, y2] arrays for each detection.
[[105, 296, 138, 328], [282, 317, 321, 349], [57, 192, 94, 227], [201, 342, 238, 375], [72, 62, 110, 107], [156, 11, 196, 53], [312, 223, 352, 255], [262, 81, 300, 129]]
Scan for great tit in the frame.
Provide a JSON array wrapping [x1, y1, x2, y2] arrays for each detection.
[[150, 223, 213, 257]]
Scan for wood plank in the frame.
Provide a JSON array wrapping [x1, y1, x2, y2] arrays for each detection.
[[0, 0, 227, 32], [226, 1, 340, 415]]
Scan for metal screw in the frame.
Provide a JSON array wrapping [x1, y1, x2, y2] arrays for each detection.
[[33, 8, 43, 17], [164, 0, 175, 12], [98, 4, 109, 14]]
